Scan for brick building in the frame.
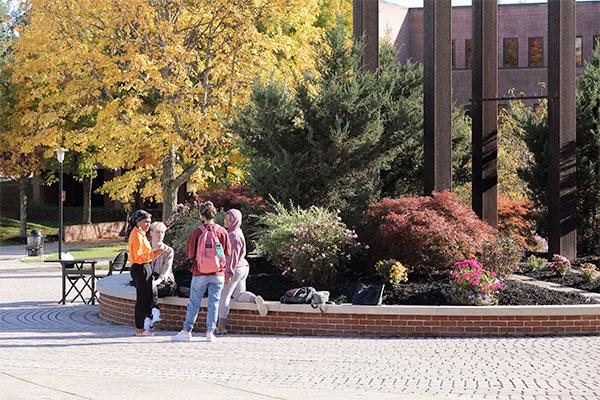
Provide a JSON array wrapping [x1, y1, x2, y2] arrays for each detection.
[[380, 0, 600, 106]]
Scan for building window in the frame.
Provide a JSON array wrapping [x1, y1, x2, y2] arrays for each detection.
[[594, 36, 600, 52], [503, 38, 519, 68], [452, 40, 456, 68], [576, 36, 583, 66], [465, 39, 472, 69], [528, 37, 543, 67]]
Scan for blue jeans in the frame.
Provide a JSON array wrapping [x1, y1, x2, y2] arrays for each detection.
[[183, 275, 224, 333]]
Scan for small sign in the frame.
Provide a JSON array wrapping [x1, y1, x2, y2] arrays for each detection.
[[61, 191, 66, 202]]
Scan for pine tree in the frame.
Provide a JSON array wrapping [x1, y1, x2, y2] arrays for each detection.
[[235, 20, 472, 225], [516, 44, 600, 255], [236, 21, 388, 225], [576, 43, 600, 255]]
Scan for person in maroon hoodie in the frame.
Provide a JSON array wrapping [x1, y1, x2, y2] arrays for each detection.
[[217, 209, 268, 335], [171, 201, 230, 342]]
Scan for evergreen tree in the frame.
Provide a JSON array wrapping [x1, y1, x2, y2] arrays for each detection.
[[576, 43, 600, 255], [235, 20, 472, 225], [516, 44, 600, 255]]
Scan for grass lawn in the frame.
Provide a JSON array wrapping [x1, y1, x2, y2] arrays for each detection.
[[43, 243, 127, 261], [0, 217, 58, 243]]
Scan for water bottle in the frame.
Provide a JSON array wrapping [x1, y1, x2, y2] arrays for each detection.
[[215, 242, 225, 258]]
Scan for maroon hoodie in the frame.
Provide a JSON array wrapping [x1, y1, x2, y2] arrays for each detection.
[[186, 222, 230, 276]]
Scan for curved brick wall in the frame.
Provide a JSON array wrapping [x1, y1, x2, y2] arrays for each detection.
[[98, 274, 600, 337]]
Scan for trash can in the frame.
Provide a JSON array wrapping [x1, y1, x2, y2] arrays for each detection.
[[26, 229, 44, 257]]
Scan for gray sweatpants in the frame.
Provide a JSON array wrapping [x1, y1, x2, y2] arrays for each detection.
[[218, 265, 256, 320]]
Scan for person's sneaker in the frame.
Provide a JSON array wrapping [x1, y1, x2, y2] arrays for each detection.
[[255, 295, 268, 317], [171, 330, 192, 341], [144, 317, 153, 331], [151, 307, 162, 324], [206, 330, 216, 342], [216, 319, 228, 336]]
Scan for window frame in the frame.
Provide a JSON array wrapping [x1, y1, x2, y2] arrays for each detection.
[[528, 37, 544, 68], [503, 37, 519, 68], [465, 39, 472, 69], [576, 36, 583, 66]]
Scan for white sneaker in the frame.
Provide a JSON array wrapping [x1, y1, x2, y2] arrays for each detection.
[[171, 330, 192, 341], [206, 331, 216, 342], [255, 295, 268, 317], [151, 307, 162, 324], [143, 317, 152, 331]]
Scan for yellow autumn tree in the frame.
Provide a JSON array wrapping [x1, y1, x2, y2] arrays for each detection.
[[12, 0, 332, 218], [0, 0, 43, 238]]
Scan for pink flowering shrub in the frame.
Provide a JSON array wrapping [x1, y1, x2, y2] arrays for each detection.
[[549, 254, 571, 277], [256, 201, 363, 286], [444, 260, 503, 306], [363, 191, 497, 276]]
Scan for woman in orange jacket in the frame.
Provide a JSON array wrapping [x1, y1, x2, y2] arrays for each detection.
[[127, 210, 165, 336]]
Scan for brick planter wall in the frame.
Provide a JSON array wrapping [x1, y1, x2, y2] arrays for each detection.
[[99, 290, 600, 337]]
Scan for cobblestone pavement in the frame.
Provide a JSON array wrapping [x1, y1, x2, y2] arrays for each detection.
[[2, 260, 600, 400]]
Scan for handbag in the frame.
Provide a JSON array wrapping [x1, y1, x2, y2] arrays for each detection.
[[351, 283, 384, 305]]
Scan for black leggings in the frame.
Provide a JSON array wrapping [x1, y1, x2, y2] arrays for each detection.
[[131, 263, 158, 329]]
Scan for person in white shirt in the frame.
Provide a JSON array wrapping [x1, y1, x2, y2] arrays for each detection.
[[149, 222, 176, 298]]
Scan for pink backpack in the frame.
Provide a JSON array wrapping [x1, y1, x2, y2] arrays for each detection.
[[195, 225, 223, 274]]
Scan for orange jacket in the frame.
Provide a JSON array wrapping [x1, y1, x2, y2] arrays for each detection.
[[128, 226, 156, 265]]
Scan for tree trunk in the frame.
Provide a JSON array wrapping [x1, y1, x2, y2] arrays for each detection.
[[82, 175, 92, 224], [161, 145, 198, 220], [19, 177, 28, 238], [162, 145, 178, 220]]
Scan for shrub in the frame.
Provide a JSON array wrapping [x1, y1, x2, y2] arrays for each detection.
[[580, 263, 599, 283], [164, 186, 266, 252], [497, 196, 537, 251], [374, 259, 408, 286], [235, 22, 472, 227], [444, 259, 503, 306], [479, 237, 523, 278], [363, 191, 496, 276], [163, 202, 200, 250], [171, 246, 193, 272], [194, 186, 266, 218], [512, 45, 600, 255], [531, 234, 548, 253], [549, 254, 572, 277], [524, 255, 547, 272], [255, 201, 363, 286], [195, 186, 267, 242]]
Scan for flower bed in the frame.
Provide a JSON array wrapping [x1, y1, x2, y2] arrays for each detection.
[[98, 273, 600, 337]]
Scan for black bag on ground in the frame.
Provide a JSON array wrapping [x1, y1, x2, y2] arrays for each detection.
[[156, 281, 177, 298], [177, 286, 190, 298], [352, 283, 384, 305], [280, 287, 317, 304]]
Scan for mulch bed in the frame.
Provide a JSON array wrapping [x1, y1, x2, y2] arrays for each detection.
[[244, 260, 592, 305], [173, 257, 592, 305], [521, 269, 600, 294], [382, 277, 592, 306]]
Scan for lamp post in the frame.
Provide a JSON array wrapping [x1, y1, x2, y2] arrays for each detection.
[[55, 148, 67, 260]]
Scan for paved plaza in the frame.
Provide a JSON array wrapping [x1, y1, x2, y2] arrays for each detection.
[[2, 252, 600, 400]]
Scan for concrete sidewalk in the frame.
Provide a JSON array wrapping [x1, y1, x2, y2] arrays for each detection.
[[2, 261, 600, 399]]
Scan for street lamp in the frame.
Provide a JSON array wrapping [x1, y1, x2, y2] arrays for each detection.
[[55, 148, 67, 260]]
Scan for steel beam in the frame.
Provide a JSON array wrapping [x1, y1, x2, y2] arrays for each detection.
[[471, 0, 498, 227], [548, 0, 577, 259], [424, 0, 452, 194]]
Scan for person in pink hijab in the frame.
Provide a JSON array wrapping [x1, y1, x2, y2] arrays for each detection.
[[217, 209, 268, 334]]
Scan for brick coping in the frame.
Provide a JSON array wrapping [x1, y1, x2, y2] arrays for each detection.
[[97, 274, 600, 317]]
